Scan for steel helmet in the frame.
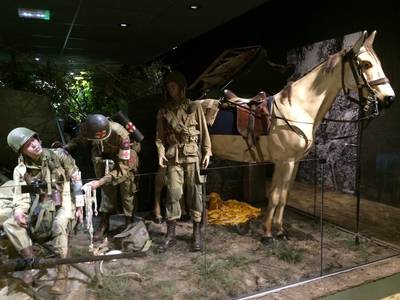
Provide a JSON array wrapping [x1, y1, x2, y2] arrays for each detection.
[[80, 114, 111, 141], [7, 127, 39, 153], [163, 71, 187, 89]]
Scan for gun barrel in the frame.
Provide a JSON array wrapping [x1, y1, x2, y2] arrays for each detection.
[[0, 251, 146, 274]]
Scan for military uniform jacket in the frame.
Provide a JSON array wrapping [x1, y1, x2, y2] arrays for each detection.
[[155, 99, 212, 164], [91, 121, 140, 184], [12, 148, 79, 214]]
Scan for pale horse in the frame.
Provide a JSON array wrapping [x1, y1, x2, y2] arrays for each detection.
[[200, 30, 395, 244]]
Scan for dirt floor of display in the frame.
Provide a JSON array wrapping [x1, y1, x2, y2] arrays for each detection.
[[1, 181, 400, 300]]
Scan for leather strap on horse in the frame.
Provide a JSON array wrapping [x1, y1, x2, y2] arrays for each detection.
[[273, 100, 310, 149]]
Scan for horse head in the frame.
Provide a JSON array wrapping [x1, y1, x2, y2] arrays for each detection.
[[344, 30, 395, 110]]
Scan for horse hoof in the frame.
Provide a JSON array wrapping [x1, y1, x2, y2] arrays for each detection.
[[261, 236, 274, 245], [276, 233, 289, 241]]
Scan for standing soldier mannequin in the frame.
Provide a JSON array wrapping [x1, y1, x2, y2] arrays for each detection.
[[66, 114, 140, 241], [155, 71, 211, 252], [4, 127, 84, 294]]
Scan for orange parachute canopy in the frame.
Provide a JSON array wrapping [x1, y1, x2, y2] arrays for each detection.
[[207, 192, 261, 225]]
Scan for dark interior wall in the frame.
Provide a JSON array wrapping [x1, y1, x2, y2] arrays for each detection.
[[163, 0, 400, 203], [0, 88, 59, 172]]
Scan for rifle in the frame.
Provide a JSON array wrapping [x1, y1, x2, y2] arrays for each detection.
[[21, 179, 47, 194], [55, 117, 67, 146], [0, 250, 146, 274], [199, 168, 208, 233]]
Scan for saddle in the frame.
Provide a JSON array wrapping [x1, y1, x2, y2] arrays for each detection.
[[224, 89, 273, 147]]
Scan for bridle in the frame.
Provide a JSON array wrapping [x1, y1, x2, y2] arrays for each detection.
[[341, 47, 390, 116]]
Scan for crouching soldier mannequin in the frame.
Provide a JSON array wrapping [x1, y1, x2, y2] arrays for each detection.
[[0, 181, 15, 227], [4, 127, 84, 294], [155, 71, 211, 252], [66, 114, 140, 241]]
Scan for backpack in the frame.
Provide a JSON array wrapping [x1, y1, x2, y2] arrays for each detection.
[[113, 221, 151, 252]]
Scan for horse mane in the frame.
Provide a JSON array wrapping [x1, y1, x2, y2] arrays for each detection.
[[281, 49, 348, 104], [281, 81, 293, 105], [324, 49, 347, 74]]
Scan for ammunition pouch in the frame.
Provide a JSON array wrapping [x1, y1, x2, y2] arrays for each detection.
[[51, 189, 62, 207], [182, 143, 199, 157], [29, 198, 55, 242]]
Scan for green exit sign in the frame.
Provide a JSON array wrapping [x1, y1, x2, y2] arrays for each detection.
[[18, 8, 51, 21]]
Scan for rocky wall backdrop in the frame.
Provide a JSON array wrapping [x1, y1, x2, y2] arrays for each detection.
[[289, 32, 363, 194]]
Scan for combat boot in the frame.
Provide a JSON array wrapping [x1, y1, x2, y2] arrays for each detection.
[[191, 221, 202, 252], [94, 213, 110, 241], [158, 220, 176, 252], [49, 264, 69, 295], [19, 246, 35, 284]]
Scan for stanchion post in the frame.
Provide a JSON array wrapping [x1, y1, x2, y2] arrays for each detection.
[[319, 158, 327, 276]]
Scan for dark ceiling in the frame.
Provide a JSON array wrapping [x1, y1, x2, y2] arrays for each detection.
[[0, 0, 270, 68]]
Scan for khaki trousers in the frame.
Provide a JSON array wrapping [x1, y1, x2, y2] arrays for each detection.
[[3, 207, 71, 257], [166, 162, 203, 222]]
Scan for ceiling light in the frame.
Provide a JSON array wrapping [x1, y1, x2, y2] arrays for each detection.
[[172, 46, 178, 50], [120, 23, 129, 27], [188, 4, 201, 10], [18, 8, 51, 20], [34, 57, 40, 61]]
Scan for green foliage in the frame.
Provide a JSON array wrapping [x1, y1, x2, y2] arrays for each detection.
[[91, 61, 167, 116], [0, 52, 169, 122], [63, 72, 95, 122]]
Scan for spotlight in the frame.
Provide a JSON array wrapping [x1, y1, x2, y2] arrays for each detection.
[[120, 23, 129, 27], [188, 4, 201, 10]]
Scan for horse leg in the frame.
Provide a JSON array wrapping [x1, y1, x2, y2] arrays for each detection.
[[261, 161, 286, 244], [154, 168, 166, 224], [274, 162, 299, 240]]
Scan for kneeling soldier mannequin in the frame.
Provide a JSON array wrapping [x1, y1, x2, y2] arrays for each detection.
[[155, 71, 211, 252], [4, 127, 84, 294], [66, 114, 140, 241]]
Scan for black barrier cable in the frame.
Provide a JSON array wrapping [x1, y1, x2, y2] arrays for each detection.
[[0, 159, 321, 190]]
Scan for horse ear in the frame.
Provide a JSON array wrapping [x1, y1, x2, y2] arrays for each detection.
[[352, 31, 367, 53], [364, 30, 377, 46], [224, 89, 238, 100]]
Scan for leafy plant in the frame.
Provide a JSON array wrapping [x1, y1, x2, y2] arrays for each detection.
[[0, 51, 168, 122]]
